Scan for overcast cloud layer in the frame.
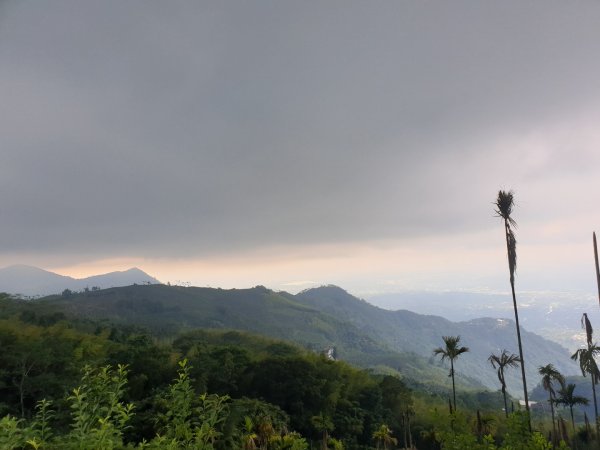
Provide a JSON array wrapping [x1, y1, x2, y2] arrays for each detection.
[[2, 1, 600, 293]]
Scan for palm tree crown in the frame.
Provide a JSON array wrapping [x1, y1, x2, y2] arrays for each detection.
[[372, 424, 397, 450], [539, 364, 565, 397], [489, 350, 521, 388], [555, 383, 589, 408], [433, 336, 469, 365]]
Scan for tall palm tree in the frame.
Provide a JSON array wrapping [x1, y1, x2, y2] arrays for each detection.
[[488, 350, 521, 417], [433, 335, 469, 412], [495, 190, 530, 421], [554, 383, 589, 432], [538, 364, 565, 443]]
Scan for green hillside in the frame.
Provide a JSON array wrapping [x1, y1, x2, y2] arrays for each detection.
[[295, 285, 578, 394], [27, 283, 577, 396], [29, 284, 482, 391]]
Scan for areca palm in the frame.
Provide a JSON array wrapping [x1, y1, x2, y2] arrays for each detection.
[[433, 335, 469, 412], [554, 383, 589, 432], [311, 412, 334, 450], [538, 364, 565, 443], [495, 190, 530, 421], [372, 424, 398, 450], [571, 314, 600, 436], [488, 350, 521, 417]]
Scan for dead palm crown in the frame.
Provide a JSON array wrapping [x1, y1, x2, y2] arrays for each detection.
[[495, 190, 530, 423]]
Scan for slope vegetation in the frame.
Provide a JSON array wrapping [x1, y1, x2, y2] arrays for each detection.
[[31, 283, 576, 393]]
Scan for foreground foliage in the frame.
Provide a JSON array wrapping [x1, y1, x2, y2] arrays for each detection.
[[433, 410, 568, 450], [0, 360, 310, 449]]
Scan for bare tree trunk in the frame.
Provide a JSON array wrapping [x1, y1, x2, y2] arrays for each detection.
[[403, 413, 409, 449], [451, 359, 456, 412], [408, 414, 413, 449], [15, 361, 33, 418], [502, 385, 509, 418], [549, 393, 557, 448], [594, 232, 600, 308]]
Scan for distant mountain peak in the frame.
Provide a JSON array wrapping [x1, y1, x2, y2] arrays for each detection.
[[2, 264, 63, 274], [119, 267, 144, 274], [0, 265, 160, 297], [296, 284, 372, 309], [299, 284, 348, 295]]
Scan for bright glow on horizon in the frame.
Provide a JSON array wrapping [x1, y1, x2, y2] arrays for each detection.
[[43, 226, 598, 297]]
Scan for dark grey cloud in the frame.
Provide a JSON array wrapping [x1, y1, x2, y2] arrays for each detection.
[[1, 1, 600, 261]]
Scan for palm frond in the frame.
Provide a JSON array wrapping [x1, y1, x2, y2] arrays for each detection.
[[538, 364, 564, 396], [501, 351, 521, 368], [433, 347, 448, 362], [554, 383, 590, 407], [434, 336, 468, 376], [488, 354, 500, 369]]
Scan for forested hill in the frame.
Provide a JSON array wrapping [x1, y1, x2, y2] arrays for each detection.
[[295, 285, 578, 394], [30, 283, 577, 393]]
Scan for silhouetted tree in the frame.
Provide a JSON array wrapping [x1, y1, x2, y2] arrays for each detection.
[[554, 383, 589, 432], [538, 363, 565, 443], [495, 190, 530, 424], [488, 350, 520, 417], [571, 313, 600, 437], [433, 335, 469, 411]]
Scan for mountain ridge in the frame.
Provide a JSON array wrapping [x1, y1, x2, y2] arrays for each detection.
[[294, 285, 578, 394], [0, 265, 159, 296]]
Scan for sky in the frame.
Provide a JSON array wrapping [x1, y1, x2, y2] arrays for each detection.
[[1, 1, 600, 296]]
